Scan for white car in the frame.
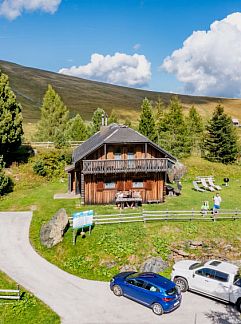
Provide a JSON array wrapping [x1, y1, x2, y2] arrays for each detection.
[[171, 259, 241, 312]]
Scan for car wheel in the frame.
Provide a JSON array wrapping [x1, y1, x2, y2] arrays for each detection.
[[152, 302, 163, 316], [236, 299, 241, 313], [112, 285, 123, 297], [174, 277, 188, 292]]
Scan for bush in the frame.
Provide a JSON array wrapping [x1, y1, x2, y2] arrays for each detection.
[[0, 156, 14, 195], [33, 150, 72, 179]]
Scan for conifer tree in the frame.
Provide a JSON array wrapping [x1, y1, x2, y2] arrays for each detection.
[[35, 85, 69, 145], [124, 118, 132, 128], [65, 114, 88, 141], [158, 96, 191, 158], [155, 97, 166, 135], [138, 98, 157, 143], [204, 105, 238, 163], [0, 70, 23, 157], [108, 110, 119, 124], [91, 108, 106, 134], [187, 106, 204, 148]]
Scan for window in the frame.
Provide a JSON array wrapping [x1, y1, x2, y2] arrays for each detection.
[[209, 261, 222, 267], [234, 277, 241, 287], [166, 287, 178, 296], [127, 278, 145, 288], [104, 181, 115, 189], [133, 180, 144, 188], [189, 262, 206, 270], [196, 268, 215, 279], [114, 147, 121, 160], [214, 271, 229, 282], [145, 283, 159, 292]]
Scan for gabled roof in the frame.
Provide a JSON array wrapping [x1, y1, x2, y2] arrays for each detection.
[[72, 124, 176, 164]]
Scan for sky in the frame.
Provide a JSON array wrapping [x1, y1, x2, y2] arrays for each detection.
[[1, 0, 241, 98]]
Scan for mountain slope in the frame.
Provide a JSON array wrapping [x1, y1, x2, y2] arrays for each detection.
[[1, 60, 241, 123]]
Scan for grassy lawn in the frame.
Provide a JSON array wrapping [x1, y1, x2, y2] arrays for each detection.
[[0, 271, 59, 324], [0, 156, 240, 284]]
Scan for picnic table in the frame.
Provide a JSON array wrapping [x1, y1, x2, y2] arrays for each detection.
[[115, 197, 142, 209]]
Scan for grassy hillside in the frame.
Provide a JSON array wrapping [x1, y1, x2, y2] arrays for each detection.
[[1, 60, 241, 123], [0, 156, 240, 281]]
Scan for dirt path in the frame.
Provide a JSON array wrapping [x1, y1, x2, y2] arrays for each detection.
[[0, 212, 239, 324]]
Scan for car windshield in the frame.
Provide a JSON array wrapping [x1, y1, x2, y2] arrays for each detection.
[[126, 272, 140, 280], [234, 274, 241, 287], [189, 262, 206, 270]]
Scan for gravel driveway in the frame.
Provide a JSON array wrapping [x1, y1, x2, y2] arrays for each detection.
[[0, 212, 240, 324]]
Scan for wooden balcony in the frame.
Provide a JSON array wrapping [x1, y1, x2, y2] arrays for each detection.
[[82, 158, 168, 174]]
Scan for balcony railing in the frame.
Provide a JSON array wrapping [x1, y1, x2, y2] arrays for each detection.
[[82, 158, 168, 174]]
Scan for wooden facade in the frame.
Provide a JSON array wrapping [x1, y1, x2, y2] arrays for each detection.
[[66, 124, 176, 205]]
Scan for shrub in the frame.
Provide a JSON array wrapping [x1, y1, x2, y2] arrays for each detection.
[[0, 156, 14, 195], [32, 150, 72, 179]]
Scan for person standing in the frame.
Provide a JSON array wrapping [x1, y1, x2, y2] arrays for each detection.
[[213, 193, 222, 213]]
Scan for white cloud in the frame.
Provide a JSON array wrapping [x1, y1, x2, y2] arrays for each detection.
[[133, 43, 141, 51], [59, 52, 151, 88], [0, 0, 61, 20], [162, 12, 241, 98]]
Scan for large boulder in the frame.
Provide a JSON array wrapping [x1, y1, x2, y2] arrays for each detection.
[[40, 208, 69, 248], [139, 257, 168, 273]]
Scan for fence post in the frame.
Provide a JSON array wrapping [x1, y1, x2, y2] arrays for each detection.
[[72, 228, 76, 245], [191, 208, 194, 221], [17, 284, 20, 299], [234, 208, 238, 220], [142, 209, 146, 225], [166, 209, 168, 220]]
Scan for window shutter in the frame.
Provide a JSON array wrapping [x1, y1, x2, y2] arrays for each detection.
[[125, 180, 132, 190], [116, 181, 124, 191], [145, 180, 152, 190], [97, 181, 104, 191]]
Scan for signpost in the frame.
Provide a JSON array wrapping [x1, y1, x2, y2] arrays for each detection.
[[72, 210, 94, 245]]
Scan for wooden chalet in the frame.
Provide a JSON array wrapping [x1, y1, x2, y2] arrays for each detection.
[[66, 124, 177, 205]]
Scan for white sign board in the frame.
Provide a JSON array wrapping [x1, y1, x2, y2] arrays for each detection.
[[72, 210, 94, 229]]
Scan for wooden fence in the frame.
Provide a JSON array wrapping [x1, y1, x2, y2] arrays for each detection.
[[23, 141, 84, 148], [0, 285, 20, 300], [69, 209, 241, 226]]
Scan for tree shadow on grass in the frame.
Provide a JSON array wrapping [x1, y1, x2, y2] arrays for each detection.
[[204, 303, 240, 324]]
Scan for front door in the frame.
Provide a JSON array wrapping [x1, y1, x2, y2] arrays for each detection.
[[190, 268, 215, 295], [125, 278, 149, 305]]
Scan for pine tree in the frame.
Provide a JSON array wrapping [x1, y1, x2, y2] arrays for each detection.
[[155, 97, 166, 135], [0, 70, 23, 157], [35, 85, 69, 145], [158, 96, 191, 158], [108, 110, 119, 124], [187, 106, 204, 148], [65, 114, 88, 141], [91, 108, 106, 134], [138, 98, 157, 143], [204, 105, 238, 163], [124, 117, 132, 128]]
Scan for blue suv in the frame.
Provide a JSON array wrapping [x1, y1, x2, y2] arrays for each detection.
[[110, 271, 182, 315]]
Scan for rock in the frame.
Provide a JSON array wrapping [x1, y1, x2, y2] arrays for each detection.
[[223, 244, 232, 251], [40, 208, 69, 248], [100, 260, 117, 269], [119, 265, 137, 272], [189, 241, 203, 247], [171, 249, 190, 257], [139, 257, 168, 273]]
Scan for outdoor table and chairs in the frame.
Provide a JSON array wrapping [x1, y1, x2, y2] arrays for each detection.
[[115, 190, 142, 209]]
